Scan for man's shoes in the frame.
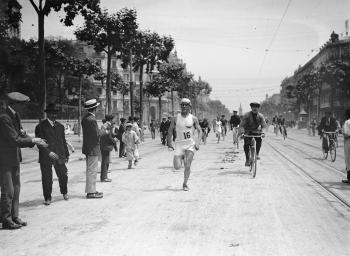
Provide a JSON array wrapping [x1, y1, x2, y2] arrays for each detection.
[[101, 178, 112, 182], [86, 192, 103, 199], [63, 194, 69, 200], [2, 221, 22, 230], [12, 217, 27, 226], [183, 183, 189, 191], [342, 179, 350, 184], [44, 199, 51, 206], [134, 160, 138, 166], [245, 161, 250, 167]]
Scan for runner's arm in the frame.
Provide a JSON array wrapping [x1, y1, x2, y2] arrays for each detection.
[[193, 116, 202, 149]]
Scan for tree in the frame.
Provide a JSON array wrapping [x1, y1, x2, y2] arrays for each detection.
[[75, 8, 137, 114], [157, 61, 192, 115], [68, 58, 100, 136], [23, 0, 101, 118], [145, 75, 169, 121], [295, 70, 320, 122], [119, 30, 174, 123], [111, 72, 129, 116]]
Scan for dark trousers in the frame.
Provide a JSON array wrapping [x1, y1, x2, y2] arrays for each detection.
[[40, 162, 68, 201], [244, 137, 262, 161], [151, 129, 156, 139], [1, 165, 20, 223], [100, 150, 110, 180], [161, 132, 168, 145], [119, 141, 125, 158]]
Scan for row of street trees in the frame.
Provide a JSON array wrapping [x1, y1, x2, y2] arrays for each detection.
[[1, 0, 229, 121]]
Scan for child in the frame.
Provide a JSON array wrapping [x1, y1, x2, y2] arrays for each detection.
[[122, 123, 140, 169]]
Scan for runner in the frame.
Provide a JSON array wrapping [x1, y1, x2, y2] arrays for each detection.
[[239, 102, 267, 166], [167, 98, 202, 191], [214, 116, 222, 144], [199, 118, 210, 144], [220, 115, 228, 140]]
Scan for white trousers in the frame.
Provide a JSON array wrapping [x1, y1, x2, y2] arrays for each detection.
[[85, 155, 98, 194]]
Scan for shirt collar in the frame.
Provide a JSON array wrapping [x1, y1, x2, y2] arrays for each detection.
[[89, 112, 95, 117], [47, 118, 55, 127], [8, 106, 16, 115]]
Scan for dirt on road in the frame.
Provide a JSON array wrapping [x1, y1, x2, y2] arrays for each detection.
[[1, 131, 350, 256]]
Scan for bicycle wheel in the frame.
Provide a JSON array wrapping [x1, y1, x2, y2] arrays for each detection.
[[251, 147, 257, 178], [330, 140, 336, 162]]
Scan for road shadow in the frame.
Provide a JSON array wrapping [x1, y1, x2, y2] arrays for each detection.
[[218, 170, 251, 176], [142, 186, 183, 192], [158, 166, 174, 171], [305, 157, 327, 161], [322, 181, 350, 191], [20, 194, 85, 208]]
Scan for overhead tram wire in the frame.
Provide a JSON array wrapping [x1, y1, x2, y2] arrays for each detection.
[[259, 0, 293, 73]]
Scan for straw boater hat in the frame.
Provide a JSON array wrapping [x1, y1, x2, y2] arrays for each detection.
[[250, 102, 260, 108], [180, 98, 191, 106], [84, 99, 100, 110], [6, 92, 30, 102], [125, 123, 133, 127]]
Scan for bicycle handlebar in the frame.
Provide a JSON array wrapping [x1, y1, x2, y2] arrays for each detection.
[[323, 131, 337, 134], [243, 133, 265, 138]]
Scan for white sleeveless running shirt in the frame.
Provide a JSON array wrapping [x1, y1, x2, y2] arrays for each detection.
[[176, 113, 194, 142]]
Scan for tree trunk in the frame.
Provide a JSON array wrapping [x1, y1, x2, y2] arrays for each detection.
[[129, 49, 134, 118], [106, 51, 112, 114], [171, 89, 174, 116], [139, 64, 144, 124], [78, 76, 82, 138], [58, 71, 63, 117], [122, 94, 125, 117], [38, 12, 46, 119], [158, 96, 162, 121]]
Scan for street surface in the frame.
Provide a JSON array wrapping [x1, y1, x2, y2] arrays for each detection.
[[1, 128, 350, 256]]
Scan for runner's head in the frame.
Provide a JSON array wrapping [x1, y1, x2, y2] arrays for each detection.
[[250, 102, 260, 114], [180, 98, 191, 114]]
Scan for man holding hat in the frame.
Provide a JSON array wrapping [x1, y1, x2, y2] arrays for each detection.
[[35, 103, 70, 205], [0, 92, 48, 229], [81, 99, 103, 199], [239, 102, 267, 166]]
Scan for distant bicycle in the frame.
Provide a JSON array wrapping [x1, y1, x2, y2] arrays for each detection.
[[201, 127, 209, 144], [243, 133, 265, 178], [273, 124, 279, 136], [280, 125, 287, 140], [322, 131, 337, 162]]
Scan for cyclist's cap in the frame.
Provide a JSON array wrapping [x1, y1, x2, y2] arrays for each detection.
[[180, 98, 191, 106], [250, 102, 260, 108], [233, 110, 237, 112]]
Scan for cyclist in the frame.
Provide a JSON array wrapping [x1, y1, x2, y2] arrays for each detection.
[[199, 118, 210, 144], [230, 110, 241, 145], [272, 115, 279, 135], [278, 114, 287, 138], [318, 111, 337, 153], [239, 102, 267, 166], [215, 116, 222, 143]]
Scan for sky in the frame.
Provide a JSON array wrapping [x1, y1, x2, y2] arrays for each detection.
[[20, 0, 350, 113]]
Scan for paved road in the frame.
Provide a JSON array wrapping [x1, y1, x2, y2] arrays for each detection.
[[1, 129, 349, 256]]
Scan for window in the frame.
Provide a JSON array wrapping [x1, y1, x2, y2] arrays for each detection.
[[123, 74, 129, 82]]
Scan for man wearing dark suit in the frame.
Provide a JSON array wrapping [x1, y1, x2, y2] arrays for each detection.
[[35, 103, 70, 205], [319, 111, 338, 152], [0, 92, 47, 229], [118, 118, 126, 157], [81, 99, 103, 199], [159, 117, 168, 145]]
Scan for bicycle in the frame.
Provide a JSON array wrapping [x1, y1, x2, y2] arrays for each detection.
[[322, 131, 337, 162], [273, 124, 279, 136], [243, 133, 265, 178], [201, 127, 209, 144], [232, 126, 239, 149], [280, 125, 287, 140]]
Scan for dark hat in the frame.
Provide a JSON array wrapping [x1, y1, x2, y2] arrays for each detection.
[[44, 103, 59, 113], [120, 117, 126, 122], [233, 110, 238, 112], [84, 99, 100, 110], [6, 92, 30, 102], [105, 114, 114, 122], [250, 102, 260, 108]]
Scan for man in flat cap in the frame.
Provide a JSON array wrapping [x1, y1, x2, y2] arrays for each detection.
[[35, 103, 70, 206], [239, 102, 267, 166], [81, 99, 103, 199], [0, 92, 48, 229]]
